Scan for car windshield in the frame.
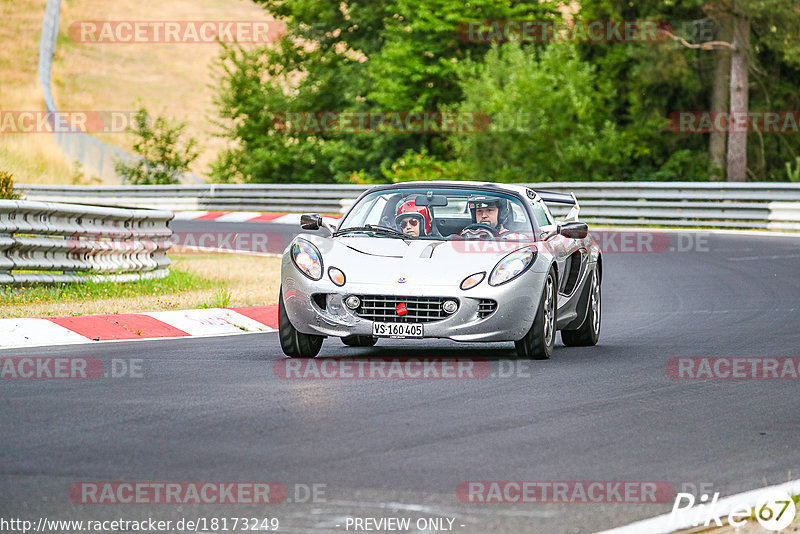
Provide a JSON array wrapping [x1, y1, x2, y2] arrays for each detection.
[[337, 187, 533, 240]]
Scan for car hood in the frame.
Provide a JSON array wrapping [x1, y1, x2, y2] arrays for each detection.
[[296, 235, 531, 287]]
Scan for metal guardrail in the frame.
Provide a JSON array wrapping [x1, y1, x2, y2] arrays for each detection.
[[16, 182, 800, 231], [0, 200, 173, 284]]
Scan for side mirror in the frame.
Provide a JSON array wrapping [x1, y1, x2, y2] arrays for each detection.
[[559, 221, 588, 239], [300, 213, 323, 230]]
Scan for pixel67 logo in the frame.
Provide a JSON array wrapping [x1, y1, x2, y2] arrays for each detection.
[[671, 489, 797, 531]]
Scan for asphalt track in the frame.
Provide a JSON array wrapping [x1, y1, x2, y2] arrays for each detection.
[[1, 229, 800, 533]]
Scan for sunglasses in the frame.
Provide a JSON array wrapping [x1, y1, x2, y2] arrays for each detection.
[[399, 218, 419, 228]]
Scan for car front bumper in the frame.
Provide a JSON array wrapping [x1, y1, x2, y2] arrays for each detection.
[[281, 258, 548, 343]]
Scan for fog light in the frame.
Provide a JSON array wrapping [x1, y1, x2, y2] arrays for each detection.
[[345, 295, 361, 310], [442, 300, 458, 314]]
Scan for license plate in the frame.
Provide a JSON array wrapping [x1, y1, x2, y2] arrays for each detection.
[[372, 322, 423, 338]]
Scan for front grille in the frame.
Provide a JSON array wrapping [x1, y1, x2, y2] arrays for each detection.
[[477, 299, 497, 318], [354, 295, 457, 323]]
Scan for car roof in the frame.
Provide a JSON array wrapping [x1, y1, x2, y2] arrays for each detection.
[[364, 180, 536, 199]]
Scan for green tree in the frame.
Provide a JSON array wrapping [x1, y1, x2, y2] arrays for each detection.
[[451, 43, 633, 182], [212, 0, 556, 184], [115, 108, 199, 185], [578, 0, 800, 181]]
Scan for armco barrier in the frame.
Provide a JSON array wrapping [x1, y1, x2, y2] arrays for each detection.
[[0, 200, 173, 284], [16, 182, 800, 231]]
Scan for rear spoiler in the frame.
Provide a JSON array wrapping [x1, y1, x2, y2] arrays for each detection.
[[534, 190, 580, 222]]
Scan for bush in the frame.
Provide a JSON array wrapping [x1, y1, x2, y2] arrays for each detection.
[[0, 170, 21, 199], [381, 149, 461, 183], [450, 43, 632, 182], [115, 107, 199, 185]]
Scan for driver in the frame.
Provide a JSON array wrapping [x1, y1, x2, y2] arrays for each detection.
[[462, 195, 510, 236], [395, 200, 433, 237]]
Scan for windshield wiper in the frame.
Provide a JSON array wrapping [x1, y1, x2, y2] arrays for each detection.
[[334, 224, 409, 238]]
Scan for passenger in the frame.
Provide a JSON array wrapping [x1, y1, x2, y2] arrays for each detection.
[[395, 200, 433, 237]]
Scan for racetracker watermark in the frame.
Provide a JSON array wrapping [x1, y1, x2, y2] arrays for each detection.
[[0, 111, 136, 134], [65, 231, 285, 256], [68, 21, 285, 44], [456, 481, 674, 503], [668, 111, 800, 134], [272, 111, 491, 134], [69, 482, 288, 504], [274, 358, 492, 379], [169, 231, 286, 255], [667, 357, 800, 379], [451, 231, 708, 255], [457, 20, 672, 43], [0, 357, 104, 379], [0, 358, 143, 379]]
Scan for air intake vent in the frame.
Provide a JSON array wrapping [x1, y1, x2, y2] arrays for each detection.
[[477, 299, 497, 318]]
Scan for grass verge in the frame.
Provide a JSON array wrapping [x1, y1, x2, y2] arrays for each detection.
[[0, 253, 281, 318], [3, 0, 276, 184]]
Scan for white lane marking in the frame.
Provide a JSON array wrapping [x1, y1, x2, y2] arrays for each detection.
[[0, 330, 276, 352], [144, 308, 275, 336], [214, 211, 266, 222], [319, 499, 556, 518], [172, 211, 210, 220], [0, 318, 90, 349], [273, 214, 303, 225], [175, 244, 280, 257], [730, 253, 800, 261], [597, 478, 800, 534]]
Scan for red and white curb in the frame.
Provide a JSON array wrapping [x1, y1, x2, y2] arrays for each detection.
[[173, 211, 342, 224], [0, 306, 278, 350]]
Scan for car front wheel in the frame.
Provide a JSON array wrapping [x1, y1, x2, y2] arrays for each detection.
[[514, 268, 557, 360], [278, 286, 324, 358]]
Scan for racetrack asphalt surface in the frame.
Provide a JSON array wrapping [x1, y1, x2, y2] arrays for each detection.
[[1, 228, 799, 533]]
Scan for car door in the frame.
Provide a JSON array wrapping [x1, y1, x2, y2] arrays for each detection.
[[531, 199, 584, 303]]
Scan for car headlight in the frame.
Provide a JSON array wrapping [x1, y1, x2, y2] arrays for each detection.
[[460, 272, 485, 290], [488, 248, 536, 286], [291, 240, 323, 280]]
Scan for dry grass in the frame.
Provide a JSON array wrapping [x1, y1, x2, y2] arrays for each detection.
[[2, 0, 276, 184], [173, 252, 281, 307], [0, 253, 281, 319], [53, 0, 277, 179], [0, 0, 76, 183]]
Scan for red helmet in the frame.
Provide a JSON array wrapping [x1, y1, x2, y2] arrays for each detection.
[[395, 200, 432, 235]]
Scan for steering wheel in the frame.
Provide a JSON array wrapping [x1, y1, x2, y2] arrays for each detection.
[[460, 223, 501, 239]]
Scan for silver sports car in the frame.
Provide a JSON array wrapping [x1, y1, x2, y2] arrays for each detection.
[[279, 181, 602, 359]]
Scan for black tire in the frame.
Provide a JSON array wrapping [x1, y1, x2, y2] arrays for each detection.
[[561, 269, 601, 347], [278, 286, 323, 358], [514, 268, 557, 360], [341, 335, 378, 347]]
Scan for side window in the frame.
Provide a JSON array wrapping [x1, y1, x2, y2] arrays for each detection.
[[510, 202, 527, 222], [530, 201, 553, 227]]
